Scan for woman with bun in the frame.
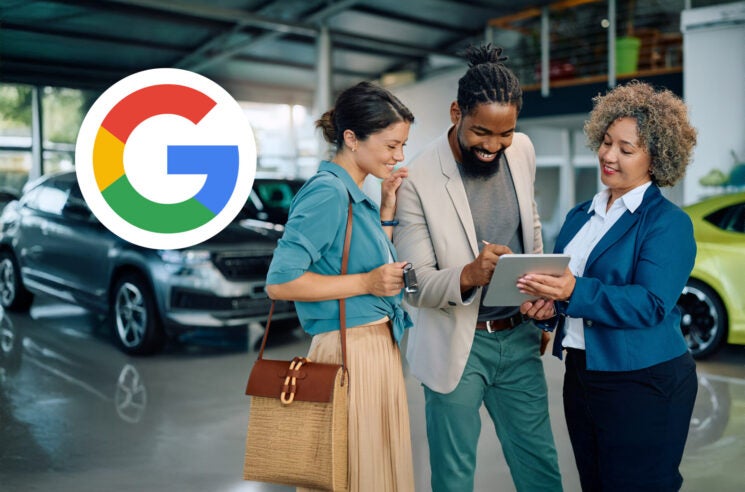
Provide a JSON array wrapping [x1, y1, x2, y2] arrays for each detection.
[[266, 81, 416, 491]]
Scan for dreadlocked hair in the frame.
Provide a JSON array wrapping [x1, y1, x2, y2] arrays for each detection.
[[456, 44, 523, 115]]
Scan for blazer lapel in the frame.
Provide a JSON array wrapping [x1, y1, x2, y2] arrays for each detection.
[[439, 132, 479, 258], [584, 212, 639, 271], [554, 203, 592, 253], [584, 185, 660, 271]]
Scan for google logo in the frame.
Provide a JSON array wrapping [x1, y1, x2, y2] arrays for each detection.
[[76, 68, 256, 249]]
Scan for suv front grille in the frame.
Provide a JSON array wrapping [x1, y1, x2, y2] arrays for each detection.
[[171, 289, 266, 311], [169, 289, 294, 316], [213, 254, 271, 280]]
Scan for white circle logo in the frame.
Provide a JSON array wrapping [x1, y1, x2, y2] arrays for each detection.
[[75, 68, 256, 249]]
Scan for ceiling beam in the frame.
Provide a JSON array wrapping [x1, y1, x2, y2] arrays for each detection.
[[330, 30, 459, 59], [40, 0, 229, 30], [0, 56, 132, 90], [0, 21, 379, 79], [180, 0, 362, 72], [228, 54, 375, 79], [92, 0, 461, 67], [100, 0, 317, 36], [0, 22, 187, 54], [350, 5, 469, 34]]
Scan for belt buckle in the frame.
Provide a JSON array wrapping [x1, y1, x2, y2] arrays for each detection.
[[486, 320, 494, 333]]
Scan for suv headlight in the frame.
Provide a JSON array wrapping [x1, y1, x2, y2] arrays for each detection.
[[158, 250, 211, 265]]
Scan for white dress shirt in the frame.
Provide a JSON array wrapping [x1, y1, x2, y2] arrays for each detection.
[[562, 181, 652, 350]]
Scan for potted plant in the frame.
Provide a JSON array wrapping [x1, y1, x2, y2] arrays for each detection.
[[616, 0, 641, 74]]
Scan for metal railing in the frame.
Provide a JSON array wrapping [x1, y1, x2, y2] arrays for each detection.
[[486, 0, 686, 94]]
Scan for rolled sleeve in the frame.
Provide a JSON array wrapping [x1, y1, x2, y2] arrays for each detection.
[[266, 178, 346, 285], [265, 230, 320, 284]]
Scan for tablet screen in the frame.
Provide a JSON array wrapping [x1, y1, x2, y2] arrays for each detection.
[[482, 254, 570, 307]]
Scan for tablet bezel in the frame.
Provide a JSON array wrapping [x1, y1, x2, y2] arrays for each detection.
[[481, 253, 571, 307]]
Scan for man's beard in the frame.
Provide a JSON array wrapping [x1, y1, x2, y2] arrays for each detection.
[[456, 127, 503, 179]]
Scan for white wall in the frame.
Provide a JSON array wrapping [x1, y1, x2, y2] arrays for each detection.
[[391, 68, 463, 162], [362, 69, 461, 205], [682, 1, 745, 204]]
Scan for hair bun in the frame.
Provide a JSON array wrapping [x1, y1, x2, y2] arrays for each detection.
[[315, 109, 337, 144], [462, 43, 508, 68]]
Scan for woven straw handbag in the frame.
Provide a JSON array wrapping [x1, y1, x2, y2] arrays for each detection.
[[243, 204, 352, 491]]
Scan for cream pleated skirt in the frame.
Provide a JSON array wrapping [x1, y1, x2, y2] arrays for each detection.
[[298, 322, 414, 492]]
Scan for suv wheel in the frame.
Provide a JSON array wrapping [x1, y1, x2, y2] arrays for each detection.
[[0, 251, 33, 312], [678, 279, 727, 359], [112, 273, 165, 355]]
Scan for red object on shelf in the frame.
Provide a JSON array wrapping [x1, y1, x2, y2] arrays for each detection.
[[534, 60, 577, 81]]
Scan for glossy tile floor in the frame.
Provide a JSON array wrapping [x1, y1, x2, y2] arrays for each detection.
[[2, 297, 744, 492]]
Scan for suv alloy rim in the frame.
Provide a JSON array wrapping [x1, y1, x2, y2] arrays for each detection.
[[0, 258, 16, 306], [115, 282, 147, 348]]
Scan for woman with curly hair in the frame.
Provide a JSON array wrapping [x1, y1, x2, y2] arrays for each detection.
[[517, 80, 698, 491]]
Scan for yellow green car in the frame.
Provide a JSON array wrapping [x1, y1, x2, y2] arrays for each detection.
[[677, 192, 745, 358]]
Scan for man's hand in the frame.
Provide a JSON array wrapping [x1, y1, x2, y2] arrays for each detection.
[[460, 243, 512, 291]]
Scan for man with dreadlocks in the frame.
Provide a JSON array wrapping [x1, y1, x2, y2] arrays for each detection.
[[393, 44, 563, 491]]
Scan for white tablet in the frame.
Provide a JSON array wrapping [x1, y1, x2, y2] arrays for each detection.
[[482, 254, 571, 307]]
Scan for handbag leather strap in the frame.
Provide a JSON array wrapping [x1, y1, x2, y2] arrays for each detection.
[[257, 201, 354, 380]]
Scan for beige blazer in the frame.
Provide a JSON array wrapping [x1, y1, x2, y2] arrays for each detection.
[[393, 130, 543, 393]]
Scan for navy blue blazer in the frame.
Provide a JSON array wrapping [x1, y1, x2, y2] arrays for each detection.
[[551, 185, 696, 371]]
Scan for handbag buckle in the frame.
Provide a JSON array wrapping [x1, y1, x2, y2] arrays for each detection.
[[280, 357, 310, 405]]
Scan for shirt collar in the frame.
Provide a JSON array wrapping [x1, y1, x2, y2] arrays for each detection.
[[588, 181, 653, 216], [318, 160, 370, 204]]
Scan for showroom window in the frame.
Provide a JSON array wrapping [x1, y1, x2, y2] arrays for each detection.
[[42, 86, 96, 175], [0, 84, 33, 193], [0, 83, 95, 193], [1, 82, 318, 193], [240, 101, 318, 178]]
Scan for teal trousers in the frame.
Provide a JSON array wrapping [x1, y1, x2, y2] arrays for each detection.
[[424, 322, 562, 491]]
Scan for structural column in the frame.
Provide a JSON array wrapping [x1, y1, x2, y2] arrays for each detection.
[[314, 25, 332, 161]]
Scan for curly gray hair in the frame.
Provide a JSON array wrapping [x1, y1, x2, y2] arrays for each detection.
[[584, 81, 697, 187]]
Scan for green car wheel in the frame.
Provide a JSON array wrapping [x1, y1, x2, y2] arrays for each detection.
[[678, 279, 727, 359]]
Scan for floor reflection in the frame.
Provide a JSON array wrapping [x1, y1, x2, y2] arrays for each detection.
[[115, 364, 147, 424], [682, 365, 745, 492], [1, 299, 745, 491]]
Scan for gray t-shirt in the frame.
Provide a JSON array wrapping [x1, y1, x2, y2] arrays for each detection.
[[460, 153, 523, 320]]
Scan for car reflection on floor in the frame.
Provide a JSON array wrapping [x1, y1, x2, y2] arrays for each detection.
[[0, 301, 154, 478], [2, 313, 147, 425], [681, 352, 745, 492], [1, 296, 745, 491]]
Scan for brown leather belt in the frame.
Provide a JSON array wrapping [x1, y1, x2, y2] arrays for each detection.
[[475, 312, 525, 333]]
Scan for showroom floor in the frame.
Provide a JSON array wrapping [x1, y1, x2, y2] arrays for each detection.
[[1, 297, 744, 492]]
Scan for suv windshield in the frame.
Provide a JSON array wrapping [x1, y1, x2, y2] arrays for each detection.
[[236, 178, 304, 224]]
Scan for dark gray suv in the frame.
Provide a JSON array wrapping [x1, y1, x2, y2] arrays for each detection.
[[0, 172, 299, 355]]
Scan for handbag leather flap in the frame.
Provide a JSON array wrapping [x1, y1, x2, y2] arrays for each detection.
[[245, 358, 343, 403]]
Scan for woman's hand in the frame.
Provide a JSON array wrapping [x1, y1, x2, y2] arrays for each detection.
[[380, 167, 408, 219], [517, 267, 576, 302], [364, 261, 408, 297], [520, 298, 556, 320]]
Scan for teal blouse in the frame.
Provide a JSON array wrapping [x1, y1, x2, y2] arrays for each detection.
[[266, 161, 412, 342]]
